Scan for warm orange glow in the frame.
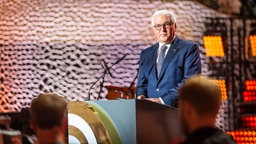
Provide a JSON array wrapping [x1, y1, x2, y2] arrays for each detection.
[[227, 130, 256, 144], [243, 91, 256, 102], [245, 80, 256, 91], [210, 79, 227, 100], [243, 80, 256, 102], [217, 80, 228, 101], [241, 116, 256, 128], [249, 35, 256, 56], [212, 79, 227, 101], [203, 35, 224, 57]]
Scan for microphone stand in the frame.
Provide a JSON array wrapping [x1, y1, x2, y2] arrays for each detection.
[[97, 73, 105, 100], [128, 68, 139, 98], [87, 55, 127, 100], [97, 61, 112, 100], [87, 69, 107, 100], [127, 56, 146, 98]]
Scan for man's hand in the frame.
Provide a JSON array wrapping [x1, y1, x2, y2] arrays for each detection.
[[146, 98, 162, 104], [137, 96, 162, 104], [137, 95, 146, 99]]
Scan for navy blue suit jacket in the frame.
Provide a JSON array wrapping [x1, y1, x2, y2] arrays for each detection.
[[136, 36, 201, 107]]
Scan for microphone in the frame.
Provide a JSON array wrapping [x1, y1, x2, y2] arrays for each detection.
[[114, 54, 127, 65], [102, 60, 113, 78], [128, 56, 146, 97], [87, 54, 127, 100]]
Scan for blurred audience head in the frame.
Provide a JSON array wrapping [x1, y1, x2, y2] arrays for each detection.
[[30, 93, 67, 144], [178, 75, 221, 135]]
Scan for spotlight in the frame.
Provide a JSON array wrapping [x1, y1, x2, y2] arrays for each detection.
[[240, 116, 256, 128], [203, 35, 225, 57], [243, 80, 256, 102], [243, 91, 256, 102], [239, 80, 256, 130], [210, 79, 228, 100], [249, 34, 256, 57], [246, 22, 256, 60], [216, 79, 228, 101], [227, 130, 256, 144], [245, 80, 256, 91], [203, 18, 227, 57]]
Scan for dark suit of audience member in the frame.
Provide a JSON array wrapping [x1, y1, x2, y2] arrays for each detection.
[[136, 10, 201, 107], [30, 93, 67, 144], [178, 75, 236, 144]]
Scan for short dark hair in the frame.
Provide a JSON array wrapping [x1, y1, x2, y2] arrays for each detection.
[[179, 75, 221, 117], [30, 93, 67, 129]]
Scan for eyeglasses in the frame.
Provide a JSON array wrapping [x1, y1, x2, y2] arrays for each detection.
[[153, 22, 174, 30]]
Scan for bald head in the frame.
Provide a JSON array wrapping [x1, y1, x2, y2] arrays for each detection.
[[30, 93, 67, 129], [179, 75, 221, 117]]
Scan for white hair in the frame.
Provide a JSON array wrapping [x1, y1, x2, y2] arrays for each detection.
[[151, 10, 177, 26]]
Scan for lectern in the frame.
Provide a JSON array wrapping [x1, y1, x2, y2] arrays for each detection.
[[136, 100, 182, 144], [68, 99, 182, 144]]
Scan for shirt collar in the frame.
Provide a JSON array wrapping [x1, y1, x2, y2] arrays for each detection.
[[158, 35, 176, 49]]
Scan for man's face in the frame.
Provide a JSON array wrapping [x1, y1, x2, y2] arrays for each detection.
[[153, 15, 176, 44]]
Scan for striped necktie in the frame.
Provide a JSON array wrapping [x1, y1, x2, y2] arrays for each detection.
[[157, 45, 167, 77]]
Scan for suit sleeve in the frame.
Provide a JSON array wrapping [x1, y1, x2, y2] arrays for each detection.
[[162, 44, 201, 107], [136, 51, 148, 97]]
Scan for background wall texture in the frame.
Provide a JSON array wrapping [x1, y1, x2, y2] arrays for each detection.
[[1, 0, 255, 131]]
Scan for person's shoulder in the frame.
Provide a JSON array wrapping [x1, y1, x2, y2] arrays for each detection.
[[141, 43, 158, 53], [175, 37, 199, 53], [203, 131, 237, 144], [182, 132, 237, 144], [177, 38, 197, 46], [181, 127, 236, 144]]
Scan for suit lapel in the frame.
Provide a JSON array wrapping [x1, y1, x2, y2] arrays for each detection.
[[143, 43, 158, 82], [158, 37, 180, 81], [151, 44, 158, 82]]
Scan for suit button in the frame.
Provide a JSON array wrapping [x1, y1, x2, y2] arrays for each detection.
[[156, 88, 159, 91]]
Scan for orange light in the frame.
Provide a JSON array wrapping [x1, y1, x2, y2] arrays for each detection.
[[203, 35, 224, 57], [241, 116, 256, 128], [243, 91, 256, 102], [212, 79, 228, 100], [249, 35, 256, 56], [245, 80, 256, 91], [227, 130, 256, 144]]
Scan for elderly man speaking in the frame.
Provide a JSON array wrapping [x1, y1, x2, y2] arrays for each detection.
[[136, 9, 201, 107]]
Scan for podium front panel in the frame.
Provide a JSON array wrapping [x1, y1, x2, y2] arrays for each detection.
[[68, 99, 182, 144], [136, 100, 182, 144], [68, 99, 136, 144]]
